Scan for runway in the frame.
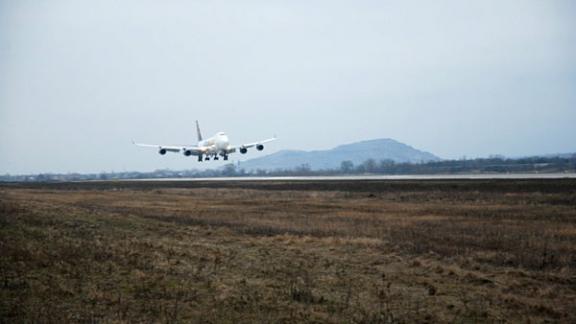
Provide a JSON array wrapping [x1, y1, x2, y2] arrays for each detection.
[[5, 173, 575, 195], [129, 173, 576, 182]]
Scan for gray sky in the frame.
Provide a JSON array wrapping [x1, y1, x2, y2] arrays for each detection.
[[1, 0, 575, 174]]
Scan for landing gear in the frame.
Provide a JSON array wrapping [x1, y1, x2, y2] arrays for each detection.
[[201, 153, 228, 161]]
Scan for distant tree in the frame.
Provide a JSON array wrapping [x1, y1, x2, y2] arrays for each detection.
[[488, 154, 505, 160], [340, 160, 354, 173], [378, 159, 395, 173], [256, 169, 268, 176], [362, 159, 377, 173], [222, 164, 237, 176], [296, 163, 311, 175]]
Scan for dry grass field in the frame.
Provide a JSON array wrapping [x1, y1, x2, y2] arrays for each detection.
[[1, 179, 576, 323]]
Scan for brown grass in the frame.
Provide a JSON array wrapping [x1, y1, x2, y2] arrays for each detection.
[[1, 180, 576, 322]]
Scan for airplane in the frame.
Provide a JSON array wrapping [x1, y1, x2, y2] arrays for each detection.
[[133, 121, 277, 162]]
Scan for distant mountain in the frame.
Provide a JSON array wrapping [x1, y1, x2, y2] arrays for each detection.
[[239, 138, 441, 171]]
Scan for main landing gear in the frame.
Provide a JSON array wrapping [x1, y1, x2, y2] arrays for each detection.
[[200, 154, 228, 161]]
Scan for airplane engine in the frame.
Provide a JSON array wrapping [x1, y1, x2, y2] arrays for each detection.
[[256, 144, 264, 151], [184, 150, 193, 156], [159, 149, 167, 155], [240, 147, 248, 154]]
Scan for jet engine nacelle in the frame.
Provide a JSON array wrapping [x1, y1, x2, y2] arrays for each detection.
[[159, 149, 167, 155], [256, 144, 264, 151], [183, 150, 193, 157], [240, 147, 248, 154]]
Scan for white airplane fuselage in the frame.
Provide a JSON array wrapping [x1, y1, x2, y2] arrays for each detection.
[[198, 132, 230, 154]]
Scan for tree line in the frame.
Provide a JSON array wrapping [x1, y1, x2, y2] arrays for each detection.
[[246, 155, 576, 177], [1, 155, 575, 182]]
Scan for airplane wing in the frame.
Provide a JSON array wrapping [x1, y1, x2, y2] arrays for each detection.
[[228, 136, 277, 154], [132, 141, 204, 155], [238, 137, 278, 149]]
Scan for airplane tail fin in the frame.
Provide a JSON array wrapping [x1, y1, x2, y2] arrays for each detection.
[[196, 120, 203, 142]]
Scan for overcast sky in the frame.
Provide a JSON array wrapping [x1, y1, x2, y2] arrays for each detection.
[[1, 0, 575, 174]]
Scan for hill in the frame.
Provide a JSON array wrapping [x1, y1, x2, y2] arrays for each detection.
[[239, 138, 441, 171]]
